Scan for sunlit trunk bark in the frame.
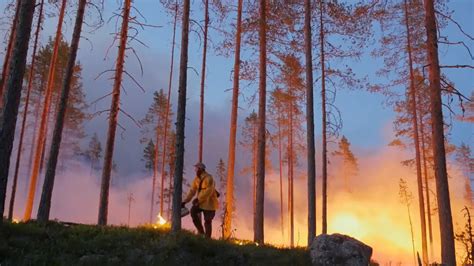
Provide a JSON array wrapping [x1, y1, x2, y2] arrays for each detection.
[[224, 0, 243, 239], [403, 1, 428, 264], [23, 0, 67, 221], [423, 0, 456, 264], [37, 0, 87, 223]]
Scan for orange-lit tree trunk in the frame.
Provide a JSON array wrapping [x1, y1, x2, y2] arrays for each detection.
[[0, 0, 20, 104], [319, 0, 328, 234], [198, 0, 209, 163], [253, 120, 257, 226], [23, 0, 66, 221], [403, 0, 428, 264], [254, 0, 267, 244], [223, 0, 243, 239], [98, 0, 131, 226], [304, 0, 316, 245], [171, 0, 190, 232], [419, 92, 434, 254], [423, 0, 456, 264], [0, 0, 36, 219], [288, 97, 294, 247], [150, 115, 162, 223], [7, 0, 45, 221], [277, 112, 284, 240], [159, 0, 178, 218], [37, 0, 87, 223]]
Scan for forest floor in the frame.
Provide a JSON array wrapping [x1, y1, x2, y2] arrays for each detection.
[[0, 220, 311, 265]]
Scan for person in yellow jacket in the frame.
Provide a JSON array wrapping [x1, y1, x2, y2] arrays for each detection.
[[181, 162, 219, 238]]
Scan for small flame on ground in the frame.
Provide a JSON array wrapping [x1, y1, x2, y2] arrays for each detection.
[[157, 214, 167, 226], [12, 218, 19, 224]]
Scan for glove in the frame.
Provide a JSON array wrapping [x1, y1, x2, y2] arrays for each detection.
[[181, 202, 186, 208], [192, 198, 199, 206]]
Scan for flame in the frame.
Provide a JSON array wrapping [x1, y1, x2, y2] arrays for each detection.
[[157, 214, 167, 225], [12, 218, 19, 224]]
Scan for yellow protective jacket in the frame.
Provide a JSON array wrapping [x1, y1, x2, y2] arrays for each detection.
[[183, 171, 219, 211]]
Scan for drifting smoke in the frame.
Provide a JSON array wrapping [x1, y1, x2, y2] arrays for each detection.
[[5, 135, 470, 265]]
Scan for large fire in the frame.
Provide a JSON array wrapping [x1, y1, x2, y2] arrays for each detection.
[[228, 147, 470, 264]]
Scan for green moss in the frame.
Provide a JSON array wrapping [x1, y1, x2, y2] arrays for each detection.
[[0, 221, 311, 265]]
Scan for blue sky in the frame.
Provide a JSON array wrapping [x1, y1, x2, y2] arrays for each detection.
[[0, 0, 472, 177]]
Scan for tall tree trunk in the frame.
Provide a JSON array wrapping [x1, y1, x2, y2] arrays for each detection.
[[171, 0, 190, 232], [304, 0, 316, 246], [253, 122, 257, 229], [98, 0, 131, 226], [159, 0, 178, 217], [150, 117, 161, 223], [423, 0, 456, 264], [319, 0, 328, 235], [277, 112, 284, 240], [403, 1, 428, 264], [8, 0, 45, 221], [0, 0, 20, 104], [223, 0, 243, 239], [419, 94, 434, 254], [254, 0, 267, 244], [37, 0, 87, 223], [289, 99, 294, 247], [23, 0, 66, 221], [0, 0, 36, 219], [198, 0, 209, 163]]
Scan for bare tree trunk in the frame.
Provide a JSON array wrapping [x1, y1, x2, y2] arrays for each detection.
[[0, 0, 20, 104], [159, 1, 178, 217], [23, 0, 66, 221], [150, 118, 160, 223], [319, 0, 328, 235], [253, 122, 257, 228], [254, 0, 267, 244], [289, 99, 294, 247], [8, 0, 45, 221], [0, 0, 36, 219], [403, 1, 428, 264], [37, 0, 87, 223], [98, 0, 131, 226], [224, 0, 243, 239], [198, 0, 209, 163], [277, 112, 284, 240], [419, 98, 434, 254], [423, 0, 456, 264], [304, 0, 316, 246], [171, 0, 190, 232]]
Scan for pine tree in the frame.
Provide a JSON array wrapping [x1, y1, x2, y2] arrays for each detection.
[[254, 0, 267, 245], [223, 0, 243, 240], [423, 0, 456, 263], [216, 158, 229, 239], [399, 178, 417, 266], [98, 0, 131, 226], [85, 133, 102, 173], [455, 143, 474, 207], [37, 0, 88, 222], [142, 140, 156, 174], [24, 0, 67, 221], [0, 0, 20, 103], [7, 0, 45, 221], [0, 0, 37, 219], [333, 136, 358, 191]]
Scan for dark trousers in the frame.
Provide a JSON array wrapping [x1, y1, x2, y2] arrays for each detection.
[[190, 205, 215, 238]]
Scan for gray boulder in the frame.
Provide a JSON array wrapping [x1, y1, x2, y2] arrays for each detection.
[[309, 233, 372, 266]]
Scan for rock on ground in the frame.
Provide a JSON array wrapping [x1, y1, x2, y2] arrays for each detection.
[[309, 233, 372, 266]]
